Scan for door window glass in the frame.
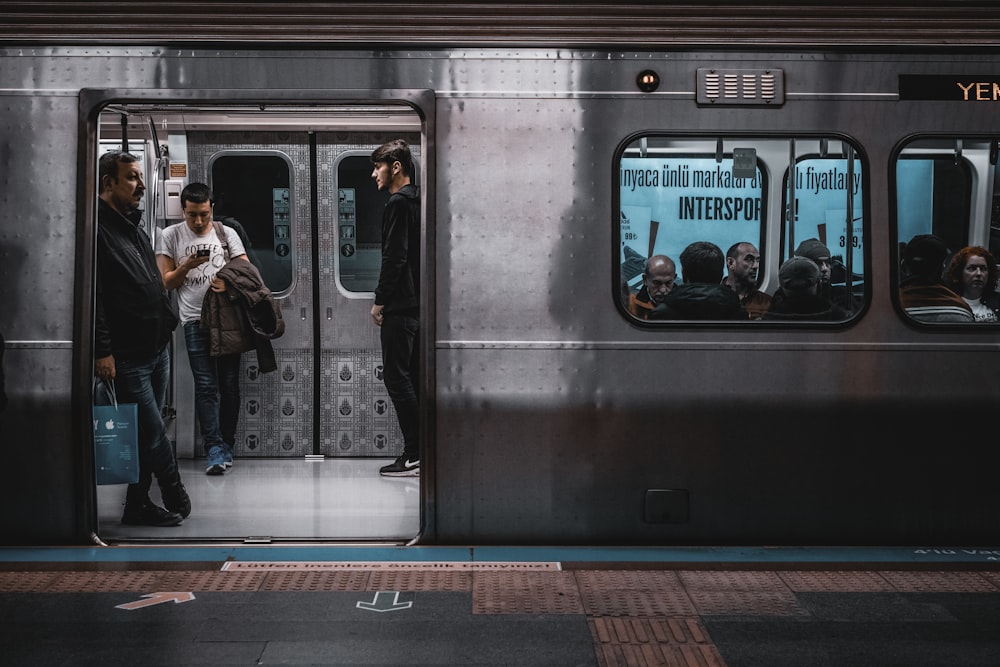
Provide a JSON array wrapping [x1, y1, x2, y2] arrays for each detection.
[[210, 152, 295, 295]]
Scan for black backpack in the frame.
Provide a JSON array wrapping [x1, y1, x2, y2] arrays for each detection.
[[218, 216, 263, 269]]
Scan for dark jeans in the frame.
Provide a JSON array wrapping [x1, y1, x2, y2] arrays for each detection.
[[380, 312, 420, 460], [184, 321, 241, 453], [114, 345, 179, 503]]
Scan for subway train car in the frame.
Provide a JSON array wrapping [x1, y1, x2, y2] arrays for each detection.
[[1, 4, 1000, 547]]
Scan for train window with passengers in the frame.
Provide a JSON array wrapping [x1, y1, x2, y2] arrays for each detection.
[[893, 136, 1000, 325], [618, 135, 866, 323]]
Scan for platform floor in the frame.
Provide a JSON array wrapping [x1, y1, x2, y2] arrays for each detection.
[[1, 545, 999, 666]]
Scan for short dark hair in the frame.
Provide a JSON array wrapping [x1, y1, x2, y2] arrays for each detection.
[[180, 182, 214, 207], [679, 241, 725, 284], [371, 139, 414, 178], [726, 241, 754, 261], [98, 150, 140, 188], [902, 234, 949, 277]]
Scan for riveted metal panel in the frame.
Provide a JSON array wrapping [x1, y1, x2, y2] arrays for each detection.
[[0, 75, 81, 540]]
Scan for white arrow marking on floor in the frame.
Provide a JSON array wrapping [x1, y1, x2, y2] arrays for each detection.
[[116, 592, 196, 610], [356, 591, 413, 612]]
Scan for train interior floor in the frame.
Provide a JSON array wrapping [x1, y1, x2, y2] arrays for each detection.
[[97, 457, 420, 542], [1, 543, 999, 666]]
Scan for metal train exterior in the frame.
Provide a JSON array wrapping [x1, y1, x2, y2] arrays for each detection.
[[2, 4, 1000, 547]]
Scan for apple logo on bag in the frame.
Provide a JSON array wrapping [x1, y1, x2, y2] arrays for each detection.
[[105, 419, 115, 429]]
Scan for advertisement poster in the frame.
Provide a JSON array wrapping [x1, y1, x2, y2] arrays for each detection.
[[620, 155, 864, 288], [620, 156, 763, 288]]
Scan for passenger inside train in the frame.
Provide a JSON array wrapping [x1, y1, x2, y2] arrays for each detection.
[[945, 245, 1000, 322], [722, 241, 771, 319], [898, 234, 974, 323], [627, 254, 676, 320], [764, 256, 847, 321], [648, 241, 742, 320]]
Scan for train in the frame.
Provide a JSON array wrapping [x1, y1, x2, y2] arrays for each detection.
[[1, 3, 1000, 547]]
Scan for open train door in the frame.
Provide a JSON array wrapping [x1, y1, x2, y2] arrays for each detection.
[[83, 90, 434, 543]]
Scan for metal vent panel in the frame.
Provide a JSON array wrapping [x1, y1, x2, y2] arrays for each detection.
[[698, 68, 785, 106]]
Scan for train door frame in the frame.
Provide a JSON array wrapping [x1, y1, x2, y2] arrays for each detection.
[[75, 88, 437, 544]]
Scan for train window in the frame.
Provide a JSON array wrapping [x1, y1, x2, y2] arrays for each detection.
[[335, 152, 389, 295], [893, 136, 997, 324], [333, 150, 420, 295], [618, 135, 866, 323], [209, 152, 295, 295]]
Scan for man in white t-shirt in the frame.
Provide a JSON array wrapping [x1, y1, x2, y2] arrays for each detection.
[[156, 183, 247, 475]]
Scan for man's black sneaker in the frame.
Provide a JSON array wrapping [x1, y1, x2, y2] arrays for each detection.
[[161, 480, 191, 519], [379, 454, 419, 477], [121, 503, 183, 527]]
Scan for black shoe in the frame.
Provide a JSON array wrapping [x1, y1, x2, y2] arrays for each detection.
[[161, 480, 191, 519], [122, 503, 183, 527], [379, 454, 419, 477]]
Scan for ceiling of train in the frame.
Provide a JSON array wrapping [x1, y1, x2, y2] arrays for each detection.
[[99, 104, 421, 136]]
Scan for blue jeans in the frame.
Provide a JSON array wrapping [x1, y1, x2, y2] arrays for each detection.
[[184, 321, 241, 454], [115, 345, 179, 502], [380, 312, 420, 460]]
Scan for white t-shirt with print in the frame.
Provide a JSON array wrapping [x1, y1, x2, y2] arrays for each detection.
[[963, 297, 998, 323], [156, 222, 246, 323]]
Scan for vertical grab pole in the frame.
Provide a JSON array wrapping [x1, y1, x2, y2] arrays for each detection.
[[844, 143, 856, 310], [787, 138, 796, 258]]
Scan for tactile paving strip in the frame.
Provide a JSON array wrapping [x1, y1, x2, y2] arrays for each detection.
[[877, 570, 999, 593], [778, 570, 896, 592], [576, 570, 698, 617], [368, 570, 471, 592], [979, 571, 1000, 589], [45, 571, 161, 592], [0, 572, 62, 592], [157, 570, 267, 592], [259, 570, 370, 592], [473, 571, 583, 614], [679, 570, 807, 617], [590, 617, 726, 667]]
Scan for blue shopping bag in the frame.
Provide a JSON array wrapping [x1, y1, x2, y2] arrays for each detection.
[[93, 379, 140, 485]]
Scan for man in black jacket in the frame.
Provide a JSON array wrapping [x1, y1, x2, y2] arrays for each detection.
[[95, 150, 189, 526], [369, 139, 421, 477], [650, 241, 743, 320]]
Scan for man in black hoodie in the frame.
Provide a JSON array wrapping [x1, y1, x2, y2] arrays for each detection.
[[899, 234, 974, 323], [764, 256, 848, 322], [370, 139, 421, 477], [650, 241, 742, 320], [95, 151, 189, 526]]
